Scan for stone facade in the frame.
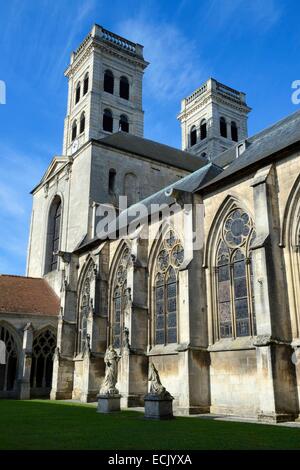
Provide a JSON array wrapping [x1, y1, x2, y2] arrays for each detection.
[[177, 78, 251, 161], [2, 24, 300, 423], [0, 276, 59, 399]]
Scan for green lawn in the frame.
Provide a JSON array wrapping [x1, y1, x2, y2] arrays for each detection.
[[0, 400, 300, 450]]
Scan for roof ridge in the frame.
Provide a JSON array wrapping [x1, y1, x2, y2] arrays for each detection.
[[247, 109, 300, 144], [0, 274, 43, 280], [98, 131, 208, 161]]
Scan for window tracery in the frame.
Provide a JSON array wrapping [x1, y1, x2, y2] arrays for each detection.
[[153, 230, 184, 345], [215, 209, 256, 338]]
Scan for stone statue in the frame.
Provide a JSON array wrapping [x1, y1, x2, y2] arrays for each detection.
[[123, 327, 130, 350], [100, 345, 120, 395], [82, 334, 91, 356], [148, 363, 172, 398]]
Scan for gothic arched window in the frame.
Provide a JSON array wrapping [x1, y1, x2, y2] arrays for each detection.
[[72, 120, 77, 141], [0, 325, 18, 394], [231, 121, 238, 142], [30, 329, 56, 395], [200, 119, 207, 140], [190, 126, 197, 146], [220, 117, 227, 138], [119, 114, 129, 133], [45, 196, 62, 274], [111, 247, 131, 349], [153, 230, 184, 345], [104, 69, 114, 94], [119, 76, 129, 100], [103, 108, 113, 132], [80, 112, 85, 133], [75, 82, 81, 104], [215, 208, 256, 339], [83, 72, 89, 95]]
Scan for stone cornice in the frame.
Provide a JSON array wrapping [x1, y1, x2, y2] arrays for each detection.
[[65, 37, 148, 78], [253, 334, 291, 347], [178, 91, 251, 122]]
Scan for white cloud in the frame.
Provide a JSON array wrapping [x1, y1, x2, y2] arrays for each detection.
[[47, 0, 97, 86], [0, 143, 45, 273], [118, 18, 207, 103], [207, 0, 281, 34]]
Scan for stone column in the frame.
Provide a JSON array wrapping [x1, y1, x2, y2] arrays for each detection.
[[178, 192, 210, 415], [79, 247, 108, 402], [251, 165, 298, 422], [51, 253, 78, 400], [19, 323, 33, 400], [119, 237, 148, 408]]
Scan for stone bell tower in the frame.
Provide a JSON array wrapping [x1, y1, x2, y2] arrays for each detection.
[[62, 24, 149, 156], [177, 78, 251, 161]]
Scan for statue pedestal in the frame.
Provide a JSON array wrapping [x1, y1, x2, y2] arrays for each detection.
[[97, 394, 121, 413], [144, 393, 174, 420]]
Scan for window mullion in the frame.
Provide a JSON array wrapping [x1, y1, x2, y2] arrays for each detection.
[[246, 257, 254, 336], [215, 266, 221, 341], [164, 277, 167, 346], [230, 261, 237, 339]]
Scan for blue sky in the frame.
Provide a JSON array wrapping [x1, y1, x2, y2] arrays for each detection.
[[0, 0, 300, 275]]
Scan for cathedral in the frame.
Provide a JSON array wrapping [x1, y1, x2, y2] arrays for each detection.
[[1, 24, 300, 423]]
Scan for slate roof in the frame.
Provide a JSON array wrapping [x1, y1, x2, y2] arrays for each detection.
[[208, 109, 300, 189], [75, 109, 300, 253], [96, 131, 208, 172], [0, 275, 60, 316], [75, 162, 223, 253]]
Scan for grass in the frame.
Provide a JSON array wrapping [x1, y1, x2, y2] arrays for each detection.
[[0, 400, 299, 450]]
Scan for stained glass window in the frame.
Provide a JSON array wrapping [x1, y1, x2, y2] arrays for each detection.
[[45, 197, 62, 273], [112, 247, 130, 349], [153, 231, 184, 345], [216, 209, 256, 339], [51, 202, 61, 266], [217, 241, 231, 338], [155, 273, 165, 345], [166, 267, 177, 344], [113, 287, 122, 348], [77, 263, 93, 354]]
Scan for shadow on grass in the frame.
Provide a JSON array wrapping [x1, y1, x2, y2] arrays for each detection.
[[0, 400, 299, 450]]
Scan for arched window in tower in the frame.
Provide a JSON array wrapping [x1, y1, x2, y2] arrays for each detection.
[[104, 69, 114, 94], [124, 172, 139, 206], [103, 109, 113, 132], [30, 329, 56, 396], [119, 114, 129, 133], [80, 112, 85, 134], [72, 120, 77, 141], [0, 325, 18, 394], [111, 247, 131, 349], [119, 76, 129, 100], [153, 230, 184, 345], [220, 117, 227, 138], [190, 126, 197, 146], [215, 209, 256, 339], [75, 82, 81, 104], [231, 121, 238, 142], [83, 72, 89, 95], [200, 119, 207, 140], [45, 196, 62, 274]]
